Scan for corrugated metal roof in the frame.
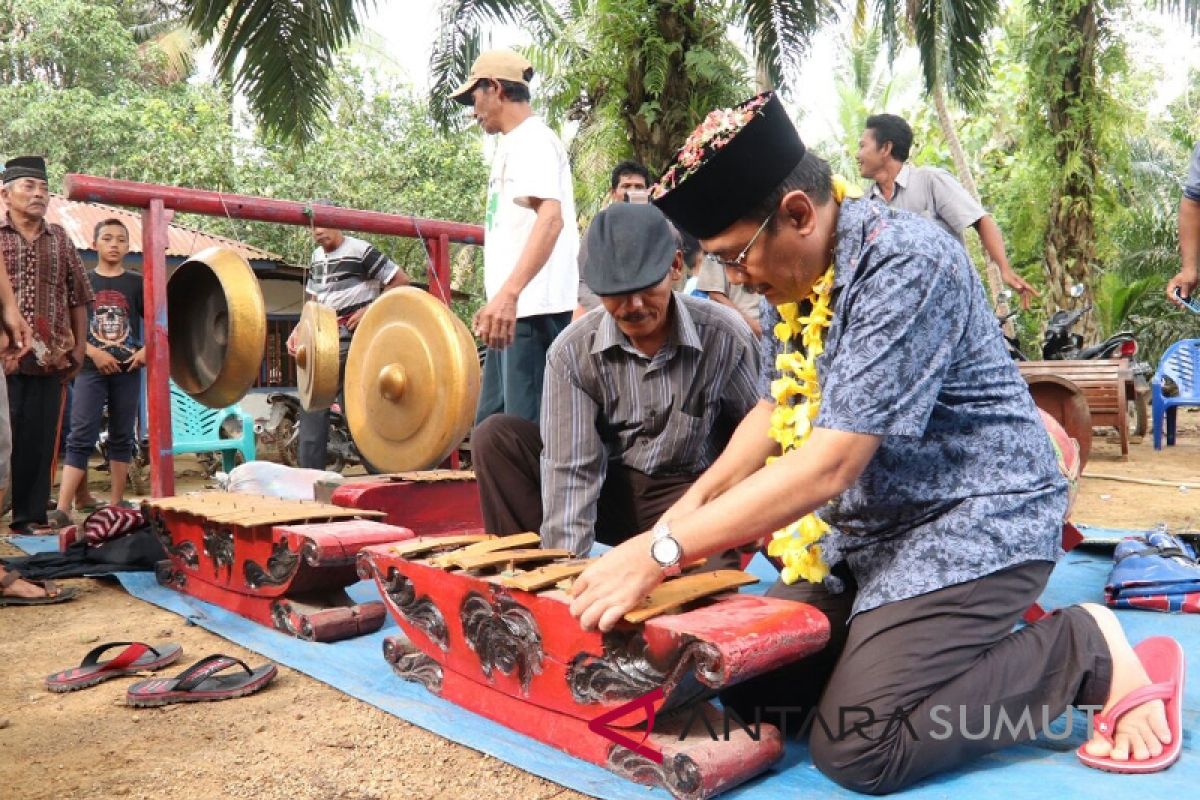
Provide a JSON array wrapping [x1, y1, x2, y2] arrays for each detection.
[[1, 193, 284, 264]]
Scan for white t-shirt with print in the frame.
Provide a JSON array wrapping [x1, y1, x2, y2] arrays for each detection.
[[484, 116, 579, 318]]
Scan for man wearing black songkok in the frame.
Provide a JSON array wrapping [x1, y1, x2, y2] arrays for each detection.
[[2, 156, 93, 533], [567, 94, 1181, 791]]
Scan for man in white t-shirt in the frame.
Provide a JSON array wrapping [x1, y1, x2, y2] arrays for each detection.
[[451, 48, 580, 424]]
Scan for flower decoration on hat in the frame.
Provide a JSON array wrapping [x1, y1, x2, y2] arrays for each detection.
[[652, 94, 771, 199]]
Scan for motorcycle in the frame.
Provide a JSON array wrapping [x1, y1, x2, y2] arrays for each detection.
[[253, 391, 363, 473], [1000, 287, 1150, 439]]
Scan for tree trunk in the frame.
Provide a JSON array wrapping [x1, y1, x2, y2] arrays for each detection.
[[932, 83, 1007, 308], [1042, 0, 1100, 342]]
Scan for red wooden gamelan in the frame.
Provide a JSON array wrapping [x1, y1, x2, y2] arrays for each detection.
[[145, 494, 416, 642], [324, 470, 485, 535], [358, 538, 830, 799]]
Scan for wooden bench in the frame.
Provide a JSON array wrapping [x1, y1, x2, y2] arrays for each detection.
[[1018, 359, 1132, 459]]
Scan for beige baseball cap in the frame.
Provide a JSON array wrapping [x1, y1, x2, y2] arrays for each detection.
[[450, 48, 534, 104]]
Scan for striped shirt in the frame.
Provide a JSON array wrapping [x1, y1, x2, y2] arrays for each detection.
[[305, 235, 400, 313], [540, 293, 760, 554]]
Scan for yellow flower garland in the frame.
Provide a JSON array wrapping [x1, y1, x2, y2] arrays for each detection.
[[766, 176, 860, 584]]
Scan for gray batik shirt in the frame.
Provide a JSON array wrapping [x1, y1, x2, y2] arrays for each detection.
[[759, 198, 1067, 616]]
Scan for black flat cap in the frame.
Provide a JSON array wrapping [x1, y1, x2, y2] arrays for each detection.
[[3, 155, 47, 184], [583, 203, 677, 296], [653, 92, 805, 239]]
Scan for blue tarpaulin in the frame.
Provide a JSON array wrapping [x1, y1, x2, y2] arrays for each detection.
[[10, 532, 1197, 799]]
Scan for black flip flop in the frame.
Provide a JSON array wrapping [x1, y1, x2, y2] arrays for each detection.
[[126, 654, 278, 707]]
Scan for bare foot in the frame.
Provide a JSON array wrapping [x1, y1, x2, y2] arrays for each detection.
[[1080, 603, 1172, 761], [0, 568, 65, 599]]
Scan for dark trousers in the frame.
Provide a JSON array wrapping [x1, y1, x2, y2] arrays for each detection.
[[6, 374, 66, 529], [475, 312, 572, 426], [297, 327, 351, 470], [473, 414, 695, 546], [721, 561, 1113, 795], [64, 369, 141, 469]]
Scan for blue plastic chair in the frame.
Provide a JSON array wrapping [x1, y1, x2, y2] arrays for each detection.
[[169, 382, 257, 471], [1151, 338, 1200, 450]]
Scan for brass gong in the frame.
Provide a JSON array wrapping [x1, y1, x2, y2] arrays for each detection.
[[344, 287, 480, 472], [167, 246, 266, 409], [295, 301, 340, 411]]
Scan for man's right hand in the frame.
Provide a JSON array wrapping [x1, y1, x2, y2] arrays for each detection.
[[1167, 268, 1198, 308], [91, 349, 122, 375], [286, 326, 299, 356]]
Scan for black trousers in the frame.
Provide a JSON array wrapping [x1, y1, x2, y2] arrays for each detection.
[[6, 374, 66, 530], [721, 561, 1113, 795], [472, 414, 696, 545], [297, 327, 350, 471], [475, 312, 572, 426]]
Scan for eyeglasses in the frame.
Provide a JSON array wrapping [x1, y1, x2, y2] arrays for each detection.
[[707, 211, 775, 272]]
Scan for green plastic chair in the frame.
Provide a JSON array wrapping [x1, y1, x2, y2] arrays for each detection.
[[169, 382, 256, 472]]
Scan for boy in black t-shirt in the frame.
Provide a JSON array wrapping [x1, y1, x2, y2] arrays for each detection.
[[50, 219, 145, 525]]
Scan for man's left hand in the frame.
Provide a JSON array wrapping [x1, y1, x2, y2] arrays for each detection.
[[472, 293, 519, 350], [1002, 270, 1039, 310], [569, 533, 665, 632], [126, 348, 146, 370], [344, 307, 369, 331]]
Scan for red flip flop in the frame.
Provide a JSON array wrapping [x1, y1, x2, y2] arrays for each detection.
[[45, 641, 184, 693], [126, 654, 278, 707], [1076, 636, 1185, 773]]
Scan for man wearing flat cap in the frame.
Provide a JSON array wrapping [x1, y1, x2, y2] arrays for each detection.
[[471, 202, 759, 556], [2, 155, 93, 534], [566, 94, 1176, 791], [450, 48, 579, 425]]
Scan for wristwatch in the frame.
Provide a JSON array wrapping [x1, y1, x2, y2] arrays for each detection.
[[650, 520, 684, 577]]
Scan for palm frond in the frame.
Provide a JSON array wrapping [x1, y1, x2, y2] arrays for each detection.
[[731, 0, 840, 90], [905, 0, 999, 110], [184, 0, 368, 144]]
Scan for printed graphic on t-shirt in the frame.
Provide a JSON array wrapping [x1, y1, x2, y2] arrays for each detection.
[[89, 288, 136, 361]]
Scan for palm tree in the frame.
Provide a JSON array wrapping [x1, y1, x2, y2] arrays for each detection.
[[428, 0, 837, 178], [180, 0, 371, 143]]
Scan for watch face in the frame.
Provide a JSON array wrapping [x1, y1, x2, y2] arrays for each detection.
[[651, 535, 682, 567]]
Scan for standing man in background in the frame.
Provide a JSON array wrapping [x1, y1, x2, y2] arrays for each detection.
[[1167, 142, 1199, 308], [451, 48, 580, 424], [287, 215, 408, 470], [857, 113, 1038, 308], [1, 156, 93, 534]]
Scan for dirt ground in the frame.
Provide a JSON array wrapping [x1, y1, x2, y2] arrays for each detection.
[[2, 413, 1198, 800]]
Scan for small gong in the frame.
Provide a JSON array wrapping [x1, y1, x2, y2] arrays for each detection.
[[295, 301, 340, 411]]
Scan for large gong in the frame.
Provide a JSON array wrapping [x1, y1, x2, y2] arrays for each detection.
[[344, 287, 479, 472], [295, 301, 340, 411], [167, 246, 266, 409]]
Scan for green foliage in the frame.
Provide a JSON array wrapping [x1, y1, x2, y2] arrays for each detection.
[[0, 0, 168, 89], [0, 1, 490, 322]]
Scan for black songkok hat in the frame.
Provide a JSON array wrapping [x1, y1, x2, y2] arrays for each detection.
[[3, 155, 47, 184], [652, 92, 805, 240], [583, 203, 677, 296]]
